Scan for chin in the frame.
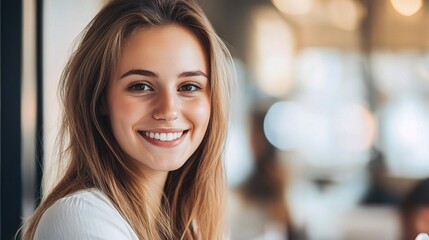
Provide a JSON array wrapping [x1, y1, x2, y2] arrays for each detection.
[[153, 159, 189, 172]]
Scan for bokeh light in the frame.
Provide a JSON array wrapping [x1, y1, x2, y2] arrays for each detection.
[[263, 101, 302, 151], [335, 104, 377, 152], [225, 59, 254, 188], [390, 0, 423, 17], [251, 7, 295, 97], [271, 0, 314, 15], [417, 54, 429, 83], [326, 0, 363, 31], [225, 127, 255, 188], [380, 95, 429, 177], [371, 52, 419, 97], [264, 100, 375, 170], [295, 48, 342, 99]]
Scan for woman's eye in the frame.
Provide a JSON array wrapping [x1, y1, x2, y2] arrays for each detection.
[[179, 84, 201, 92], [128, 83, 152, 92]]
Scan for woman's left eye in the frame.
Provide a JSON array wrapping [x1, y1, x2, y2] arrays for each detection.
[[127, 83, 152, 92], [178, 84, 201, 92]]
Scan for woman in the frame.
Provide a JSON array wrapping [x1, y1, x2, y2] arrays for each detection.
[[23, 0, 233, 239]]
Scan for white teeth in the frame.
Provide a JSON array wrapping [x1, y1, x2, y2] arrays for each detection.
[[142, 131, 185, 141], [166, 133, 173, 141]]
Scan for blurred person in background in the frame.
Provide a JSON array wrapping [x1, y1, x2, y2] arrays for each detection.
[[362, 150, 399, 205], [401, 178, 429, 240], [20, 0, 234, 239], [232, 111, 292, 240]]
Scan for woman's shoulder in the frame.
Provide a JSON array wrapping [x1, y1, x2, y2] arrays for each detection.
[[34, 189, 138, 240]]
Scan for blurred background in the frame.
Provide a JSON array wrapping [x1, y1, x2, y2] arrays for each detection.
[[2, 0, 429, 239]]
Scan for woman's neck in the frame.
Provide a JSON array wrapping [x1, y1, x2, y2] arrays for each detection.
[[142, 170, 168, 207]]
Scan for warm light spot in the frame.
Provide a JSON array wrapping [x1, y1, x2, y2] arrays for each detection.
[[390, 0, 422, 17], [251, 7, 295, 97], [272, 0, 314, 15], [326, 0, 363, 31]]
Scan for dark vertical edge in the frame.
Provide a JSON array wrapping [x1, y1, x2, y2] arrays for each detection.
[[1, 0, 23, 239], [35, 0, 44, 207], [0, 0, 2, 237]]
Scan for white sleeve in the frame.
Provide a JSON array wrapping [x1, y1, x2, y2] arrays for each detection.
[[34, 191, 138, 240]]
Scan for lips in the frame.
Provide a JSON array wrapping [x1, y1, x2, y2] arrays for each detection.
[[138, 130, 188, 142]]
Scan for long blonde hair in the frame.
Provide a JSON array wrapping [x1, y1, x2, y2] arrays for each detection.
[[23, 0, 233, 239]]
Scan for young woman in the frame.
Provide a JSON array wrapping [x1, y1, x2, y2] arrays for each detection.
[[23, 0, 233, 239]]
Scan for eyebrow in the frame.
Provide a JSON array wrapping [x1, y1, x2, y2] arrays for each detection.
[[119, 69, 208, 79], [120, 69, 157, 79], [178, 70, 208, 78]]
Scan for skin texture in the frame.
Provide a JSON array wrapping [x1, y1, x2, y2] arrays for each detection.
[[106, 24, 211, 189]]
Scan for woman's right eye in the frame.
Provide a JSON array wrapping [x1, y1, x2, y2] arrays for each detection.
[[127, 83, 153, 92]]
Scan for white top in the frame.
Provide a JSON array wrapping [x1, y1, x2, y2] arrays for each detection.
[[34, 189, 139, 240]]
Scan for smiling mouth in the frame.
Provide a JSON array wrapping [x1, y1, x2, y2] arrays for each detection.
[[138, 130, 188, 142]]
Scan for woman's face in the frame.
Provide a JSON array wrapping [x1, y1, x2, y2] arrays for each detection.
[[106, 24, 210, 180]]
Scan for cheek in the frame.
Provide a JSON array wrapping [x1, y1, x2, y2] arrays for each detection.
[[189, 98, 211, 128], [108, 94, 142, 130]]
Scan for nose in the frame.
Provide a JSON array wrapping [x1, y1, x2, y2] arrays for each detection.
[[152, 90, 178, 121]]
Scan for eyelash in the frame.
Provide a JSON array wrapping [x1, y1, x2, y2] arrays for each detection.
[[127, 82, 202, 94], [127, 82, 153, 92], [178, 83, 202, 93]]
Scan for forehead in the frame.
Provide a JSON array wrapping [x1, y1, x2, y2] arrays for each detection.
[[117, 24, 208, 75]]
